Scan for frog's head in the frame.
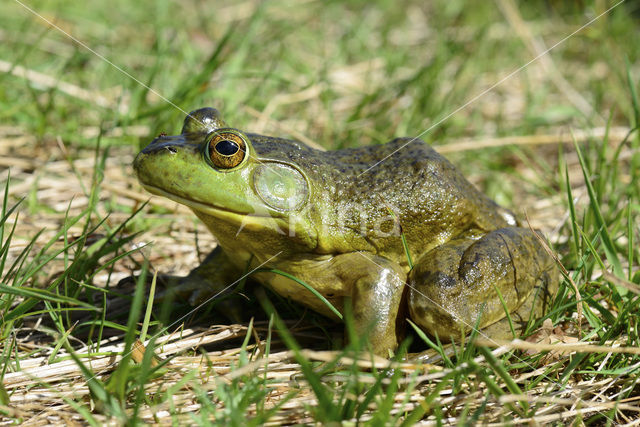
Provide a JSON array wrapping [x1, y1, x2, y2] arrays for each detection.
[[134, 108, 317, 250]]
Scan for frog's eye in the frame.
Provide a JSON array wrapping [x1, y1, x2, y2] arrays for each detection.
[[206, 131, 247, 169]]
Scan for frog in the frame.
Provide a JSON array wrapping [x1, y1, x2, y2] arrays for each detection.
[[133, 107, 557, 356]]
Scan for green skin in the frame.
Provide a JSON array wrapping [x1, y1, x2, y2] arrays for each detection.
[[134, 108, 557, 355]]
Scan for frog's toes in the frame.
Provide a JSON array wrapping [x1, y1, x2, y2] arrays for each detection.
[[116, 274, 137, 289]]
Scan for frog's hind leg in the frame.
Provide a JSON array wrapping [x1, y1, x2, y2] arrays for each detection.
[[407, 227, 557, 341]]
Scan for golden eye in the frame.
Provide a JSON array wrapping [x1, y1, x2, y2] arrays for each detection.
[[206, 131, 247, 169]]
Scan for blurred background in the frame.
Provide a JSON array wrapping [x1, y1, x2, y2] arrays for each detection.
[[1, 1, 637, 183]]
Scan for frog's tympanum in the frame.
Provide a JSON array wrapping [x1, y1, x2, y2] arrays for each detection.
[[134, 108, 557, 355]]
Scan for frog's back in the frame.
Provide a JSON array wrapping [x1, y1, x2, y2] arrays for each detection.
[[250, 135, 511, 260]]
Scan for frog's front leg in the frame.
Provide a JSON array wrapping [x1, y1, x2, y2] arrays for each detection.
[[407, 227, 557, 340], [271, 253, 407, 356], [343, 254, 407, 356], [159, 246, 245, 322]]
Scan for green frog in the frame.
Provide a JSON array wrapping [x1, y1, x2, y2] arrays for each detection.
[[134, 108, 557, 355]]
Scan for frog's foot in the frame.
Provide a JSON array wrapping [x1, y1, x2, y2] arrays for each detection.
[[118, 247, 246, 323], [117, 271, 244, 323], [478, 276, 555, 341], [163, 269, 246, 323], [407, 227, 557, 341]]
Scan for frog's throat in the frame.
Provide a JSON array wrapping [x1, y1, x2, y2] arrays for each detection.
[[140, 183, 274, 221]]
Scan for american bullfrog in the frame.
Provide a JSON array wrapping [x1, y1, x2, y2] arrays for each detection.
[[134, 108, 557, 355]]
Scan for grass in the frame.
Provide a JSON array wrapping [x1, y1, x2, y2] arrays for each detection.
[[1, 0, 640, 424]]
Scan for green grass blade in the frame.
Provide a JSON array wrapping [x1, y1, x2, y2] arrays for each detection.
[[256, 268, 343, 320], [256, 289, 337, 421], [628, 204, 634, 282], [574, 139, 624, 277], [626, 58, 640, 128], [477, 346, 528, 414]]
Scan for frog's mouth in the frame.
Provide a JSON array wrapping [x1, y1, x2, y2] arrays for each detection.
[[140, 183, 278, 220], [140, 182, 317, 248]]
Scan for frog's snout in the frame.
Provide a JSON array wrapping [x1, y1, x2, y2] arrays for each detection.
[[134, 134, 199, 185]]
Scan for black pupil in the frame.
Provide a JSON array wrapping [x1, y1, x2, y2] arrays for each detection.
[[216, 139, 239, 156]]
